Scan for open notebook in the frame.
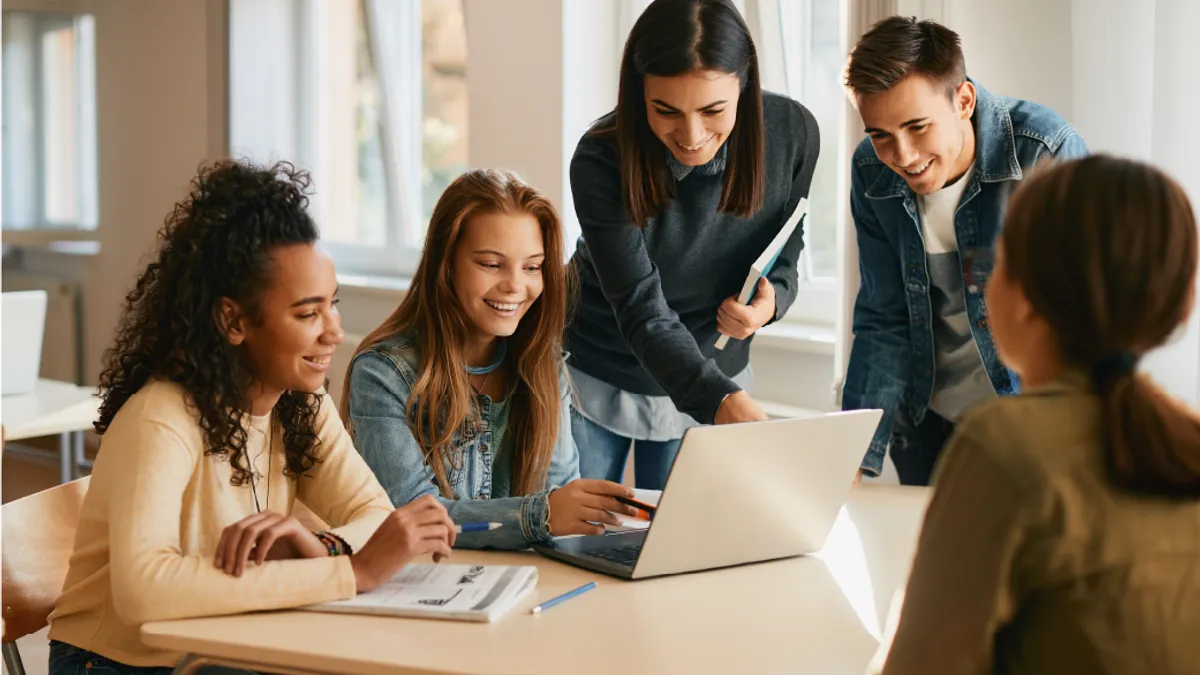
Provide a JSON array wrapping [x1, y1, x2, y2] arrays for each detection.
[[605, 489, 662, 533], [302, 564, 538, 623]]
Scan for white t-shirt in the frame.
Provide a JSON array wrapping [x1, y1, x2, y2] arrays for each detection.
[[917, 165, 996, 421], [919, 165, 973, 254]]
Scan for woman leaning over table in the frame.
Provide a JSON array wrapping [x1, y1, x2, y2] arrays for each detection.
[[567, 0, 820, 489]]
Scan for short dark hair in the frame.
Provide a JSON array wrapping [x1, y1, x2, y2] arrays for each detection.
[[595, 0, 765, 227], [845, 16, 966, 99]]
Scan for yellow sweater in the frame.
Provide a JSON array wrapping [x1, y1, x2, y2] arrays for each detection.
[[47, 380, 393, 667]]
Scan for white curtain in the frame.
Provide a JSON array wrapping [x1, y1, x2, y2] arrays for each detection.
[[616, 0, 652, 55], [832, 0, 898, 406], [364, 0, 424, 246]]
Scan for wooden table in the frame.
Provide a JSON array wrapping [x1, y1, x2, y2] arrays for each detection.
[[143, 485, 931, 675]]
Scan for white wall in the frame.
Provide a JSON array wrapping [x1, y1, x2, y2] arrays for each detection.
[[941, 0, 1200, 404], [83, 0, 228, 381], [561, 0, 620, 242], [1145, 0, 1200, 404], [464, 0, 565, 211], [944, 0, 1076, 117], [463, 0, 619, 246]]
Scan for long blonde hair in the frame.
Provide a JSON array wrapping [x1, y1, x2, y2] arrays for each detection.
[[341, 169, 572, 497]]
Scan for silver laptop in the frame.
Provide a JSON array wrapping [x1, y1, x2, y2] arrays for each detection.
[[2, 290, 48, 396], [534, 409, 883, 580]]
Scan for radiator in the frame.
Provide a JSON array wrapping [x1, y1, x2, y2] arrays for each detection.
[[2, 270, 83, 384]]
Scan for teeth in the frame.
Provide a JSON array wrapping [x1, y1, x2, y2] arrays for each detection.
[[905, 160, 932, 176], [679, 135, 714, 152], [305, 355, 331, 365], [485, 300, 519, 312]]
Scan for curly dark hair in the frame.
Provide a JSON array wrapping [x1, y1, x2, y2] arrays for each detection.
[[96, 160, 325, 486]]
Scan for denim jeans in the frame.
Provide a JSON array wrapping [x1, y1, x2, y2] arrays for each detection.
[[571, 409, 682, 490], [49, 640, 254, 675], [888, 408, 955, 487]]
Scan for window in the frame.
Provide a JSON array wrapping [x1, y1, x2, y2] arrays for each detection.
[[773, 0, 846, 282], [420, 0, 469, 226], [229, 0, 467, 276], [2, 11, 98, 233], [757, 0, 848, 326]]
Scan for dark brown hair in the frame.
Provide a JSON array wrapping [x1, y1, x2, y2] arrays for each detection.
[[596, 0, 765, 227], [341, 169, 572, 498], [1002, 155, 1200, 498], [845, 16, 966, 99]]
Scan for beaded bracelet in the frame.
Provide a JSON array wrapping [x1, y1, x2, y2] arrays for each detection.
[[314, 531, 342, 557], [325, 530, 352, 555]]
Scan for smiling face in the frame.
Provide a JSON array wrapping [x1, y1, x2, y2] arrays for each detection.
[[222, 243, 343, 413], [452, 211, 546, 349], [643, 69, 741, 166], [857, 75, 977, 195]]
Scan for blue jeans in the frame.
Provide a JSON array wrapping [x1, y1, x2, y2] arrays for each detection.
[[49, 640, 253, 675], [571, 410, 682, 490]]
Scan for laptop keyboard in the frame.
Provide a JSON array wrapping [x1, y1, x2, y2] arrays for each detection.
[[586, 543, 643, 567]]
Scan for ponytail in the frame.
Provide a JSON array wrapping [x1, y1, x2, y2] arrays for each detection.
[[1097, 356, 1200, 497], [997, 154, 1200, 500]]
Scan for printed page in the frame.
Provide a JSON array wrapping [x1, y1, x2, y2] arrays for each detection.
[[309, 564, 537, 620]]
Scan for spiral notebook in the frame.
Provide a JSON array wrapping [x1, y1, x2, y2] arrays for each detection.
[[302, 564, 538, 623]]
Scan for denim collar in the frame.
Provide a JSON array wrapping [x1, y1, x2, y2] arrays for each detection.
[[864, 80, 1023, 200], [667, 143, 728, 181]]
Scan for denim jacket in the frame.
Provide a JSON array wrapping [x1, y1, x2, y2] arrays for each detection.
[[346, 333, 581, 549], [843, 81, 1089, 476]]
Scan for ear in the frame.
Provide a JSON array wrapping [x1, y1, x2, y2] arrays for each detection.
[[215, 297, 248, 346], [1011, 284, 1044, 332], [955, 80, 977, 121]]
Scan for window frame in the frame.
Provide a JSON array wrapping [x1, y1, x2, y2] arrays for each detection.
[[2, 5, 99, 236]]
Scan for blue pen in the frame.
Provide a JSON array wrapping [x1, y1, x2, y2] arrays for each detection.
[[455, 522, 503, 533], [530, 582, 597, 614]]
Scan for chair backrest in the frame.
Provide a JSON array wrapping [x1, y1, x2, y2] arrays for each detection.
[[2, 477, 89, 642]]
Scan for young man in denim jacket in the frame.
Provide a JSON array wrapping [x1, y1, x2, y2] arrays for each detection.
[[841, 17, 1089, 485]]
